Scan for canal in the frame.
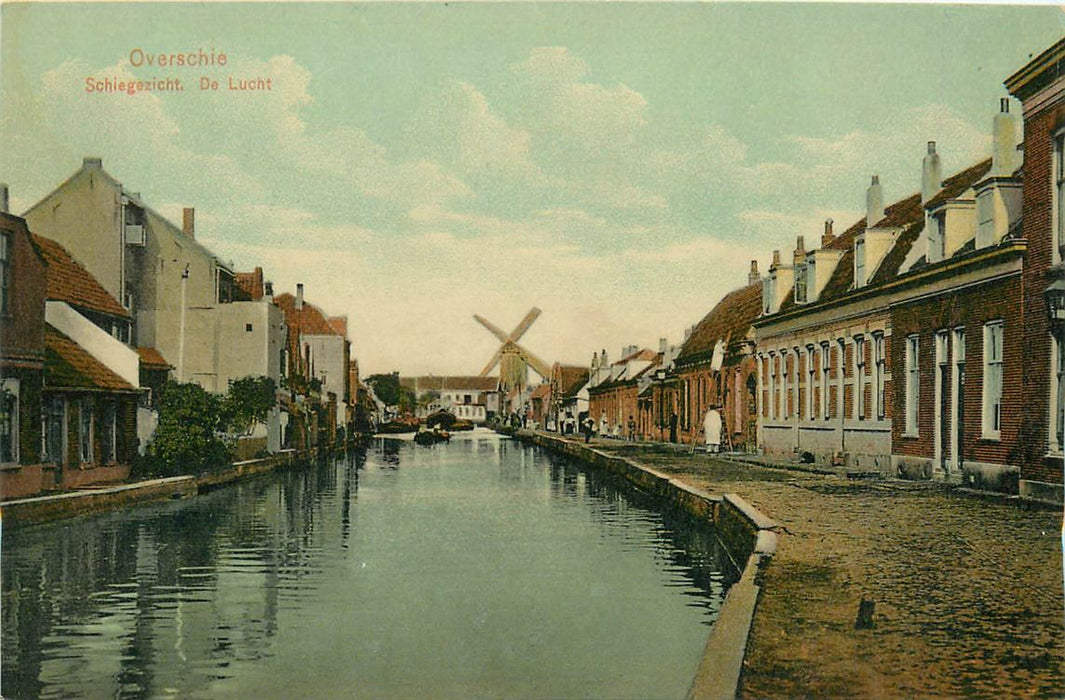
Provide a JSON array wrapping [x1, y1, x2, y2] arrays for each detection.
[[1, 432, 739, 699]]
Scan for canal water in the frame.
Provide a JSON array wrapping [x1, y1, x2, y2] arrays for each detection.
[[1, 432, 738, 699]]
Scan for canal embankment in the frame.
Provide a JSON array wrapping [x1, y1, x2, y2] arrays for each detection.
[[1, 448, 318, 528], [538, 432, 1064, 699], [510, 429, 778, 700]]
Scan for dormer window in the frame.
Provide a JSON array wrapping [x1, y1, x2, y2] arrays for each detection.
[[763, 274, 775, 314], [794, 264, 808, 304], [929, 212, 946, 263], [854, 237, 866, 288]]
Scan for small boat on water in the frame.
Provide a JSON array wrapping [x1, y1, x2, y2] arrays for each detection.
[[378, 419, 418, 434], [414, 426, 450, 445]]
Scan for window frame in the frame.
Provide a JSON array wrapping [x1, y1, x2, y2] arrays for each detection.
[[855, 335, 867, 420], [79, 398, 94, 464], [0, 230, 10, 316], [873, 333, 886, 420], [0, 378, 18, 463], [905, 335, 920, 436], [1055, 132, 1065, 265], [820, 341, 831, 420], [982, 321, 1004, 440]]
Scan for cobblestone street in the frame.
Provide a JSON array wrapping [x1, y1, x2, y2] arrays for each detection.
[[588, 439, 1064, 699]]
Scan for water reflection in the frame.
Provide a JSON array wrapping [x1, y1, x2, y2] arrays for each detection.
[[2, 435, 737, 700]]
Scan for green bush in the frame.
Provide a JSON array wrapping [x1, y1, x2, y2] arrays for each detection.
[[147, 381, 231, 476]]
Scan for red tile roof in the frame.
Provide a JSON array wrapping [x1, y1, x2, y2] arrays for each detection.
[[530, 383, 551, 400], [45, 325, 136, 392], [677, 281, 763, 364], [136, 346, 172, 370], [613, 348, 658, 365], [776, 158, 993, 313], [273, 293, 342, 337], [234, 267, 264, 301], [556, 365, 589, 397], [32, 235, 130, 319], [327, 316, 348, 337]]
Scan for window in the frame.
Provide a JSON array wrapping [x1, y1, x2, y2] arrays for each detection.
[[79, 399, 94, 464], [905, 335, 920, 435], [837, 338, 847, 422], [245, 323, 254, 332], [930, 213, 947, 263], [983, 321, 1004, 438], [763, 275, 775, 314], [854, 238, 866, 287], [855, 336, 866, 420], [806, 345, 815, 420], [1056, 134, 1065, 263], [793, 347, 802, 420], [0, 379, 18, 463], [795, 265, 808, 304], [101, 401, 117, 463], [820, 342, 830, 420], [781, 350, 790, 418], [768, 353, 777, 419], [44, 396, 65, 463], [0, 231, 10, 315], [1054, 334, 1065, 452]]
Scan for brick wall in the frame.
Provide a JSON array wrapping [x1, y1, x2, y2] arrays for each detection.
[[1019, 102, 1065, 485], [891, 274, 1023, 469]]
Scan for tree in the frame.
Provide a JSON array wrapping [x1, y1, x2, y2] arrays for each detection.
[[222, 375, 277, 435], [146, 381, 230, 476]]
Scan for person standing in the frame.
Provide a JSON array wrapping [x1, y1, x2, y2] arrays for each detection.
[[627, 415, 636, 441], [704, 406, 723, 453], [669, 412, 678, 443]]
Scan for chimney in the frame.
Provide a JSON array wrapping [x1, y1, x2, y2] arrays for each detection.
[[0, 184, 8, 214], [659, 337, 668, 354], [83, 156, 102, 170], [921, 142, 942, 204], [748, 260, 760, 286], [296, 283, 304, 311], [264, 281, 274, 300], [992, 98, 1018, 177], [793, 235, 806, 265], [601, 348, 608, 366], [866, 175, 885, 228], [771, 249, 782, 269], [183, 207, 195, 239], [822, 218, 834, 247]]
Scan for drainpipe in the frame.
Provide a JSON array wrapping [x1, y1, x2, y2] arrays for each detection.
[[178, 264, 189, 381]]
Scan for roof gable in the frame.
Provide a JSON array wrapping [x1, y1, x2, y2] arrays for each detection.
[[32, 234, 130, 319]]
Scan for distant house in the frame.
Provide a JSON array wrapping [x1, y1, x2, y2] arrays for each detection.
[[400, 375, 499, 424], [274, 285, 351, 445], [548, 363, 589, 434], [587, 346, 659, 438]]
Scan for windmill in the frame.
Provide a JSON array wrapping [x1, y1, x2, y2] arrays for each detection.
[[475, 307, 552, 397]]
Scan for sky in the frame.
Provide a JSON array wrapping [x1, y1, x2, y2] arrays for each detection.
[[2, 3, 1063, 376]]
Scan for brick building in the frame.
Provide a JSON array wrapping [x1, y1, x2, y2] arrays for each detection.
[[754, 120, 1019, 478], [671, 265, 763, 451], [549, 363, 589, 434], [587, 347, 658, 438], [1006, 38, 1065, 502], [0, 211, 48, 474]]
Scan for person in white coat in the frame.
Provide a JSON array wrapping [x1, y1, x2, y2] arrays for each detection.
[[704, 406, 723, 453]]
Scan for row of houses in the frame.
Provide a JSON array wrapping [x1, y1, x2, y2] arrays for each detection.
[[1, 159, 366, 498], [539, 38, 1065, 503]]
